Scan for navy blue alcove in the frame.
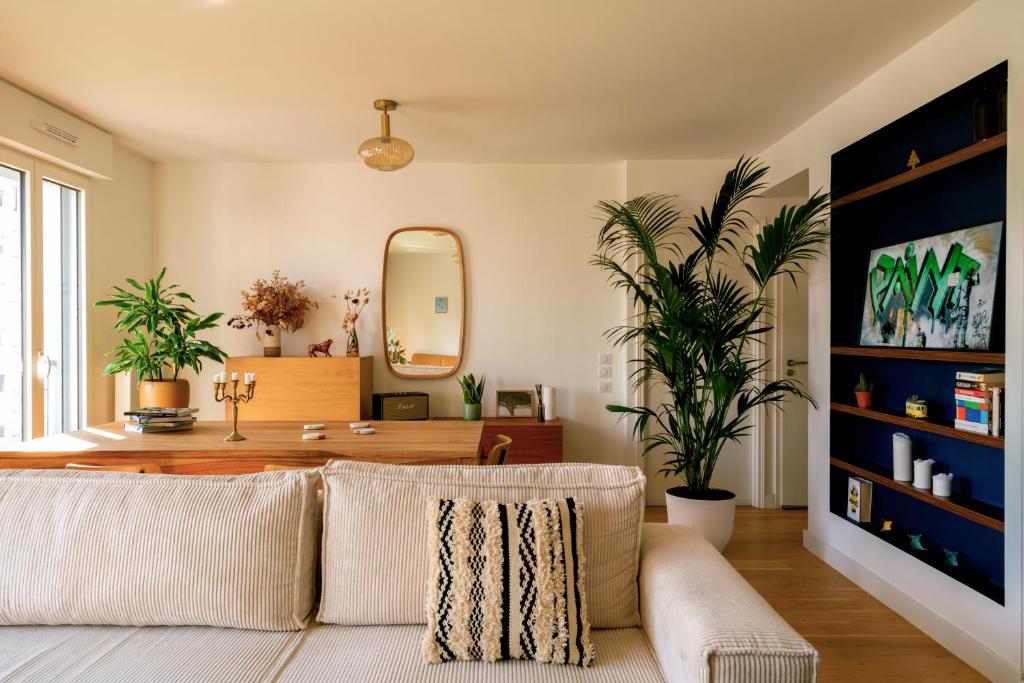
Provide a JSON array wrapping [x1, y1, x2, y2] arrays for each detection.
[[828, 61, 1007, 604]]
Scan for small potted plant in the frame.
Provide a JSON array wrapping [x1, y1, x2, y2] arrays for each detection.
[[228, 271, 317, 356], [458, 373, 485, 421], [96, 268, 227, 408], [854, 373, 875, 409]]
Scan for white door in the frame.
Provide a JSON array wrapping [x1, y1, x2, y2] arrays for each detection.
[[778, 272, 809, 507]]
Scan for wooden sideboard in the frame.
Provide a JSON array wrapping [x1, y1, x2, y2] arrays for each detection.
[[478, 417, 563, 464], [225, 356, 372, 421]]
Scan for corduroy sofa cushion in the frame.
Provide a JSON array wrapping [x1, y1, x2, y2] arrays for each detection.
[[0, 468, 320, 631], [317, 461, 645, 628]]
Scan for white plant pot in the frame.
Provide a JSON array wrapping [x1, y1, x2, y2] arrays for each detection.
[[665, 487, 737, 552]]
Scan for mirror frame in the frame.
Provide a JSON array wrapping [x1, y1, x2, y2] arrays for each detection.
[[381, 227, 465, 379]]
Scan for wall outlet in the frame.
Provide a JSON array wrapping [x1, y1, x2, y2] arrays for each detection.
[[598, 366, 612, 378], [598, 352, 612, 365], [598, 381, 612, 394]]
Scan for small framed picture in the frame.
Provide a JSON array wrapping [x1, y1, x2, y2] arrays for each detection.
[[435, 296, 448, 314], [495, 388, 536, 417]]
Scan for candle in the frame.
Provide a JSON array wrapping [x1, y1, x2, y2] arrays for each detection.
[[231, 372, 239, 381], [243, 372, 253, 385]]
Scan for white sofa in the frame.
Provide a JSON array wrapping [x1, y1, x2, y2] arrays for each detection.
[[0, 463, 817, 682]]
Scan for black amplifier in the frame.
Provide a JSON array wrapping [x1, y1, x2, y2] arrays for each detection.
[[372, 392, 429, 420]]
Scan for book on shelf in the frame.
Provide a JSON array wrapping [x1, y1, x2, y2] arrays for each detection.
[[954, 419, 990, 435], [846, 477, 872, 523], [955, 368, 1005, 384], [953, 370, 1004, 438]]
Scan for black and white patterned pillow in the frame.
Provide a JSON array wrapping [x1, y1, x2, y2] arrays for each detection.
[[422, 497, 595, 667]]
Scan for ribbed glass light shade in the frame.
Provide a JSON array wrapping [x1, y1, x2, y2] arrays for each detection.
[[358, 136, 415, 172]]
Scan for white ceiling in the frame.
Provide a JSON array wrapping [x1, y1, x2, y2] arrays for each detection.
[[0, 0, 974, 163]]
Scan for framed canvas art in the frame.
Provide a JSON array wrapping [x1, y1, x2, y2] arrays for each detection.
[[859, 222, 1003, 350]]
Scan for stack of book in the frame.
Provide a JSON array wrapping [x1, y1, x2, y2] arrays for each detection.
[[954, 368, 1004, 437], [124, 408, 198, 433]]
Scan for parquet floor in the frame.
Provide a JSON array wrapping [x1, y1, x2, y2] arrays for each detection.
[[644, 506, 987, 682]]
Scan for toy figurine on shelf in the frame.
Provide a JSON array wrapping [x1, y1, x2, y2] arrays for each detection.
[[905, 395, 928, 419], [880, 519, 894, 533], [342, 287, 370, 357], [307, 339, 333, 358], [943, 548, 961, 569], [908, 534, 927, 552]]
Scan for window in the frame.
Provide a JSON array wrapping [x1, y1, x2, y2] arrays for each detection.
[[0, 146, 88, 440]]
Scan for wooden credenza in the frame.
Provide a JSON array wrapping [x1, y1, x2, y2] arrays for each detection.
[[225, 356, 372, 421], [480, 418, 563, 464]]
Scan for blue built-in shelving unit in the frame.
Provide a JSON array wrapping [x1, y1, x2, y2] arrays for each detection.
[[829, 62, 1007, 605]]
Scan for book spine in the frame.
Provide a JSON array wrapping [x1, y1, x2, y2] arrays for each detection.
[[954, 387, 988, 398], [993, 387, 1002, 437], [954, 419, 990, 434], [954, 396, 988, 410], [955, 372, 1005, 383]]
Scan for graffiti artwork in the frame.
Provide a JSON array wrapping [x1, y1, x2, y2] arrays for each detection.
[[859, 222, 1003, 350]]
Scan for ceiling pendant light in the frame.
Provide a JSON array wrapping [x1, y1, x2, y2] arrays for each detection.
[[358, 99, 414, 171]]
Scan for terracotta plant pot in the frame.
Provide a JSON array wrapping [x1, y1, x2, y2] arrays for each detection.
[[665, 486, 737, 552], [463, 404, 482, 421], [139, 379, 190, 409], [854, 391, 873, 409]]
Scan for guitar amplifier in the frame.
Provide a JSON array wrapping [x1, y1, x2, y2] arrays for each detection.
[[372, 392, 429, 420]]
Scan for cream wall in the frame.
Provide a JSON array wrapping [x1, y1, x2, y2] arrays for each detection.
[[86, 143, 152, 425], [756, 0, 1023, 678], [151, 162, 640, 465]]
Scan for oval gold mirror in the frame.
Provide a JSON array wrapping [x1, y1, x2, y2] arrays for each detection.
[[382, 228, 464, 378]]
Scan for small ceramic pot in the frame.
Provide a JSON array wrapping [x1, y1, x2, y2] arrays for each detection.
[[139, 379, 190, 409], [854, 391, 873, 409], [463, 404, 482, 421], [263, 324, 282, 357]]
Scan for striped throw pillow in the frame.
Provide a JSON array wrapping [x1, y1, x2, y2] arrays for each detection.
[[422, 497, 595, 667]]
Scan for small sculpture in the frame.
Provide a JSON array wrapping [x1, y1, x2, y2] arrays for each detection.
[[907, 149, 921, 170], [908, 534, 927, 551], [342, 287, 370, 357], [943, 548, 960, 568], [880, 519, 894, 533], [308, 339, 334, 358]]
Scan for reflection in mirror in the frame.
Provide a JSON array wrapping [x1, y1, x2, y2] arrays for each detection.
[[383, 228, 464, 378]]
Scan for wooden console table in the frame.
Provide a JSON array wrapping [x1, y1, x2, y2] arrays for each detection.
[[0, 420, 484, 474]]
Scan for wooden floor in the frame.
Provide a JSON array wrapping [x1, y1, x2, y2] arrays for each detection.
[[645, 506, 987, 682]]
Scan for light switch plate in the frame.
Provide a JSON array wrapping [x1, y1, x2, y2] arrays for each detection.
[[598, 366, 612, 378], [598, 352, 612, 365], [598, 381, 612, 394]]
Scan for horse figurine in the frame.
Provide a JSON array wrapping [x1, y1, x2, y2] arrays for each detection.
[[308, 339, 334, 358]]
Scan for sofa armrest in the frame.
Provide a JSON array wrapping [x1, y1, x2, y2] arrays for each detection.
[[639, 523, 818, 683]]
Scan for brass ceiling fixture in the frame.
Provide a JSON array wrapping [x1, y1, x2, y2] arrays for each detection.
[[358, 99, 414, 171]]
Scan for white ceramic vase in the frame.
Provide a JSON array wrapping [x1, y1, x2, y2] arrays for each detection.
[[665, 487, 737, 552], [263, 324, 282, 357]]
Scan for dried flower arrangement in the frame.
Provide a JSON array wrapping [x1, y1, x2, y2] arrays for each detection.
[[228, 270, 318, 334]]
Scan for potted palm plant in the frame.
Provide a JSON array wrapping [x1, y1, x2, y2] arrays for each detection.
[[592, 158, 829, 550], [97, 268, 228, 408], [458, 373, 485, 420]]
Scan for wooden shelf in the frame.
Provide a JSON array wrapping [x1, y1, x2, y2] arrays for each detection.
[[830, 457, 1004, 532], [831, 132, 1007, 209], [830, 402, 1004, 449], [831, 346, 1004, 364]]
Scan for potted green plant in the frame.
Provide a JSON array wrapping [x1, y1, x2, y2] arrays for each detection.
[[96, 268, 228, 408], [592, 157, 829, 550], [458, 373, 486, 421], [854, 373, 875, 409]]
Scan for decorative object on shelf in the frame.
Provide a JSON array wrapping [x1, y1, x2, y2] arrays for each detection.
[[228, 271, 317, 357], [212, 371, 257, 441], [880, 519, 894, 533], [496, 388, 536, 418], [307, 339, 334, 358], [906, 149, 920, 170], [541, 385, 557, 421], [534, 385, 545, 422], [434, 296, 448, 314], [854, 373, 875, 409], [859, 222, 1004, 350], [358, 99, 414, 172], [342, 287, 370, 358], [97, 267, 227, 409], [892, 432, 912, 482], [943, 548, 961, 569], [908, 534, 927, 552], [912, 458, 935, 490], [458, 373, 485, 421], [932, 472, 954, 498], [592, 158, 829, 551], [972, 83, 1004, 142], [846, 477, 872, 523], [386, 327, 410, 365], [905, 395, 928, 419]]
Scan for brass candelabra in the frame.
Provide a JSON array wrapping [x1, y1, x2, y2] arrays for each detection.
[[214, 376, 256, 441]]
